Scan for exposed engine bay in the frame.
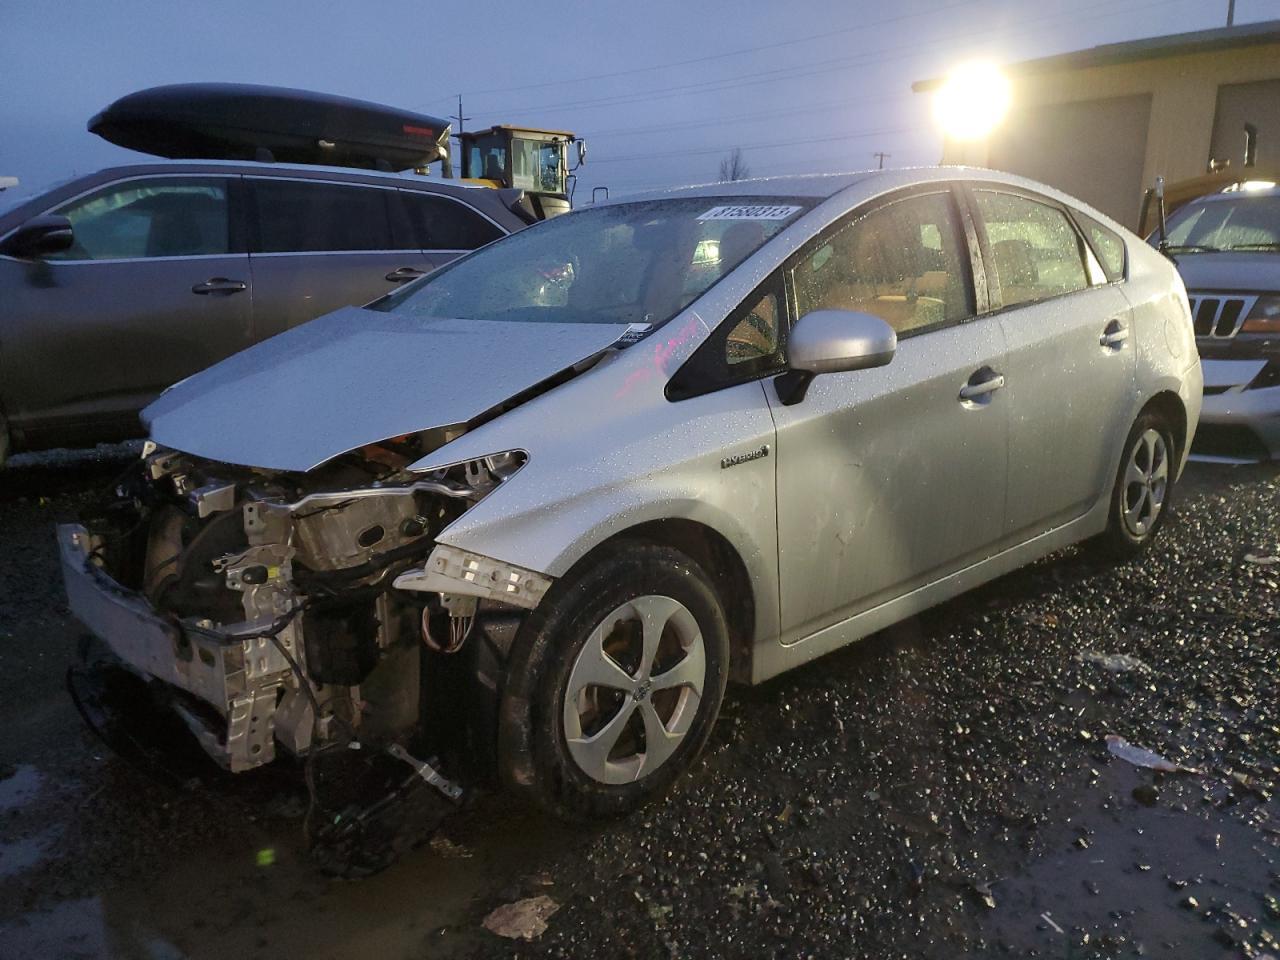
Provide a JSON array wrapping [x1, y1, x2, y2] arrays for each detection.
[[60, 434, 548, 785]]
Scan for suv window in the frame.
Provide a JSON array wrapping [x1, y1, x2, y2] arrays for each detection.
[[1075, 212, 1126, 282], [252, 180, 395, 253], [47, 178, 229, 261], [974, 190, 1089, 307], [792, 191, 972, 336], [400, 192, 503, 250]]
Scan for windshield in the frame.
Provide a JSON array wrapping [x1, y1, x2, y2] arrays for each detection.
[[372, 197, 810, 327], [512, 138, 565, 194], [1161, 194, 1280, 252]]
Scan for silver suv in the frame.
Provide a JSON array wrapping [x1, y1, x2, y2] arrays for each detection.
[[60, 168, 1201, 820], [0, 162, 528, 462], [1157, 182, 1280, 460]]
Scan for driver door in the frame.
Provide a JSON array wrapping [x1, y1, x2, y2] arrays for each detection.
[[768, 187, 1009, 645]]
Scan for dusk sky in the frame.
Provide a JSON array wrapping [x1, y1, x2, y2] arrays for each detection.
[[0, 0, 1271, 198]]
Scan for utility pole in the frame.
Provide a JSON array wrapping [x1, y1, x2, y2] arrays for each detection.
[[1227, 0, 1235, 25], [450, 94, 471, 138], [873, 151, 891, 169]]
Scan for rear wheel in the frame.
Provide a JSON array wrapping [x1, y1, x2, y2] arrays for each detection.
[[497, 543, 729, 820], [1096, 412, 1176, 559]]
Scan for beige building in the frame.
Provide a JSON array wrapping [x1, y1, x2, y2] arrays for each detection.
[[913, 20, 1280, 229]]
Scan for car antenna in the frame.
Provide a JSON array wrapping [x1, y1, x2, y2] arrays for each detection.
[[1154, 175, 1172, 260]]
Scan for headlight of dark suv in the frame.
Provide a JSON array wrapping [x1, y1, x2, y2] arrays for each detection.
[[1242, 296, 1280, 333]]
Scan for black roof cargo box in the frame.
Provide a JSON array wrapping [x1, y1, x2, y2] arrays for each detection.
[[89, 83, 451, 171]]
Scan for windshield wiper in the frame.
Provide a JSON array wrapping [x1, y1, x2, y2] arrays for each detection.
[[1163, 243, 1222, 253], [1222, 241, 1280, 251]]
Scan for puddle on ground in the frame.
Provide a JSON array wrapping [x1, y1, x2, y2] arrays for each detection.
[[0, 792, 581, 960], [0, 765, 43, 812], [0, 896, 185, 960], [980, 760, 1279, 956], [0, 825, 61, 879]]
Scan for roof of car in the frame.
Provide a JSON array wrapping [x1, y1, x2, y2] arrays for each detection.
[[612, 171, 881, 203], [88, 158, 493, 190], [0, 158, 528, 233], [1187, 184, 1280, 203]]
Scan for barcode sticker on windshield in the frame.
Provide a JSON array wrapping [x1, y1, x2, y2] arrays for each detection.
[[696, 204, 802, 221]]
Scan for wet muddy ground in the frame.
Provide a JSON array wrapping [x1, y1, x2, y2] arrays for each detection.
[[0, 446, 1276, 960]]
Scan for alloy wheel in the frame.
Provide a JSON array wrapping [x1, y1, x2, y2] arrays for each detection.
[[1122, 428, 1169, 539], [563, 595, 706, 785]]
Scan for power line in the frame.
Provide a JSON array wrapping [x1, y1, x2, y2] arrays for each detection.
[[467, 0, 1176, 122], [586, 124, 917, 166], [582, 92, 916, 140], [583, 0, 1202, 194], [421, 0, 979, 106]]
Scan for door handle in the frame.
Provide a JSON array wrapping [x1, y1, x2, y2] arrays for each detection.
[[958, 370, 1006, 402], [1099, 319, 1130, 348], [192, 278, 247, 295], [386, 266, 428, 282]]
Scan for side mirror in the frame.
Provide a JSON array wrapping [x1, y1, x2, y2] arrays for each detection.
[[775, 309, 896, 406], [1, 215, 74, 260], [576, 139, 587, 167]]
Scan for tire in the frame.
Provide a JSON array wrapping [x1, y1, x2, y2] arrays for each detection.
[[1095, 410, 1177, 560], [496, 542, 730, 820]]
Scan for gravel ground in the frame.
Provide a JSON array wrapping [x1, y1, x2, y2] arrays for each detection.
[[0, 447, 1276, 960]]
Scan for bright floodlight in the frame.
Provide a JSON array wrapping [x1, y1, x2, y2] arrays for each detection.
[[934, 62, 1011, 142]]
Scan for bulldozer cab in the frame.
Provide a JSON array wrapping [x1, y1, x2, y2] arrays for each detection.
[[460, 125, 584, 220]]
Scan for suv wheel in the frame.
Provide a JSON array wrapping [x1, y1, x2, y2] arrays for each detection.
[[497, 543, 729, 820]]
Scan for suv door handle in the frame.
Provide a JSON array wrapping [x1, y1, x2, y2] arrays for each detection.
[[192, 278, 247, 295], [386, 266, 428, 282], [959, 369, 1006, 402], [1099, 318, 1130, 348]]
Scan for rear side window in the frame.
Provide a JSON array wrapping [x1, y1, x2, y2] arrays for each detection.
[[974, 190, 1090, 308], [1076, 212, 1126, 281], [252, 180, 394, 253], [400, 192, 504, 250], [792, 191, 973, 336], [48, 178, 230, 261]]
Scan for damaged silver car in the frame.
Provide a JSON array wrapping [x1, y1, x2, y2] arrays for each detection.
[[61, 169, 1202, 822]]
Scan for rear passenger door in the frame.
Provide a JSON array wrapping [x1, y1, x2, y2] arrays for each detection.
[[246, 178, 434, 339], [398, 190, 505, 271], [967, 186, 1136, 539]]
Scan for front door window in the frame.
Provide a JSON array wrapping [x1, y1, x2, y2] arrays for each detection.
[[48, 178, 229, 261]]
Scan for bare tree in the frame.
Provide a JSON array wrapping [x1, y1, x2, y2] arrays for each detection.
[[718, 147, 750, 182]]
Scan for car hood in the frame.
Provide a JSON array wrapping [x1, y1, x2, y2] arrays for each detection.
[[1174, 251, 1280, 292], [143, 306, 632, 472]]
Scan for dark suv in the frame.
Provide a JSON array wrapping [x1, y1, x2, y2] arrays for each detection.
[[0, 161, 530, 462]]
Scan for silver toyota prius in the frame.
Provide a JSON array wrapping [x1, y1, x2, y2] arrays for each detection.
[[60, 168, 1202, 822]]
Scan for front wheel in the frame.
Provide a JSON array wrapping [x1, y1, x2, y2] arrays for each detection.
[[497, 543, 730, 820], [1095, 412, 1177, 559]]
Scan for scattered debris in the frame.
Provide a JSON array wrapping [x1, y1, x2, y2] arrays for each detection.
[[429, 835, 474, 859], [482, 895, 560, 941], [1080, 651, 1149, 673], [1105, 735, 1202, 774], [969, 880, 997, 909], [1132, 784, 1160, 806], [1040, 912, 1065, 934]]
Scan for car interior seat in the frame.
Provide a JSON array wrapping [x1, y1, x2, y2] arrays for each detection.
[[992, 238, 1039, 304]]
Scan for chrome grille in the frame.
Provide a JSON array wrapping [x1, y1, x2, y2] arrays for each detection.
[[1187, 293, 1257, 339]]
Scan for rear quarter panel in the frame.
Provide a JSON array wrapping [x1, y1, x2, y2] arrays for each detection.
[[1123, 238, 1203, 470]]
